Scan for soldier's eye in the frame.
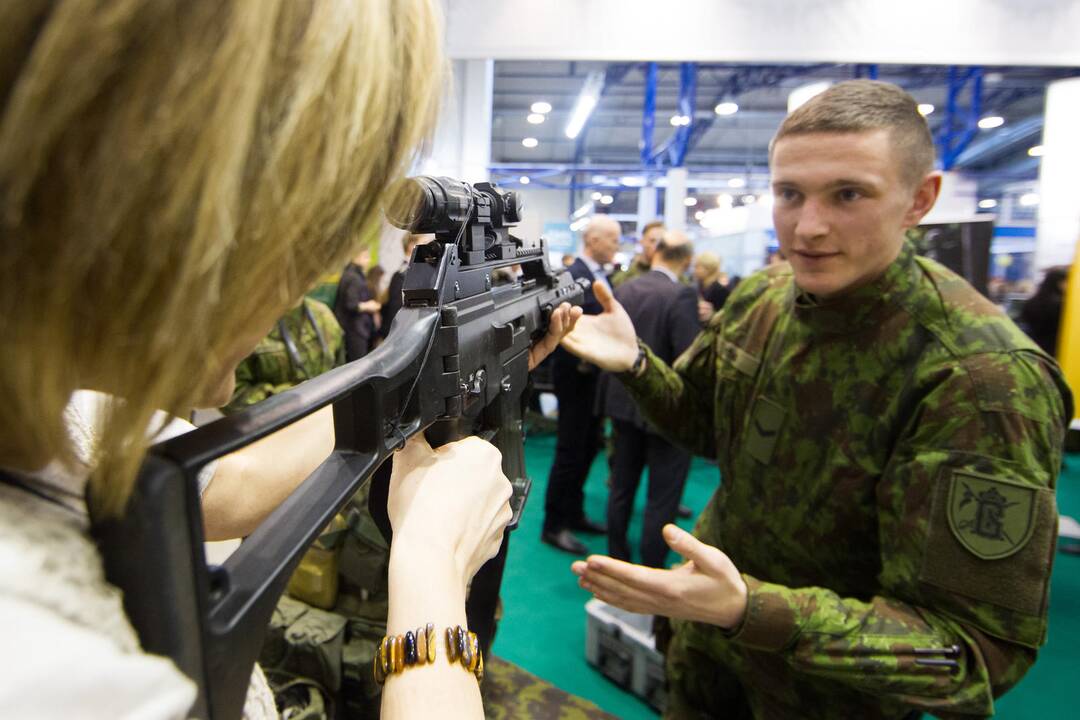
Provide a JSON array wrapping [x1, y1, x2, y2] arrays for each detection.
[[837, 188, 862, 202]]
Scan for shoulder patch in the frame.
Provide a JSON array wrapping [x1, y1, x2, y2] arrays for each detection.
[[947, 470, 1037, 560]]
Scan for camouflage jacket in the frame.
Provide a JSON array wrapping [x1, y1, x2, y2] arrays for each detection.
[[611, 256, 693, 290], [610, 256, 651, 289], [623, 241, 1072, 719], [225, 298, 344, 412]]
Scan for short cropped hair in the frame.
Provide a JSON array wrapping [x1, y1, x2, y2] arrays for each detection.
[[641, 220, 665, 236], [770, 80, 935, 187]]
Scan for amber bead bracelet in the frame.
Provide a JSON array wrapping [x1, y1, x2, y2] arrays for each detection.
[[373, 623, 484, 684]]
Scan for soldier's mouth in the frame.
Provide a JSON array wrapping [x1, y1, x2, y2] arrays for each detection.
[[793, 250, 841, 261]]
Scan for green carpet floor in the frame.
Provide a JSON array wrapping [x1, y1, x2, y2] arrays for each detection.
[[493, 432, 1080, 719]]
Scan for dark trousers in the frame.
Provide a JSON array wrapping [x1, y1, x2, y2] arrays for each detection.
[[543, 367, 603, 534], [608, 419, 691, 568]]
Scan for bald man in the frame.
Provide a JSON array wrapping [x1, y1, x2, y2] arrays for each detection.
[[542, 215, 621, 554], [601, 231, 700, 567]]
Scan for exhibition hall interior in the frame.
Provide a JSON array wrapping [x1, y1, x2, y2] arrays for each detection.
[[4, 1, 1080, 719]]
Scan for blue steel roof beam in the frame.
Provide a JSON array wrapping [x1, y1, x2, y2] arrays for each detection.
[[969, 157, 1041, 198], [640, 62, 658, 165], [953, 115, 1044, 169], [684, 63, 836, 157], [936, 67, 984, 171], [668, 62, 698, 167]]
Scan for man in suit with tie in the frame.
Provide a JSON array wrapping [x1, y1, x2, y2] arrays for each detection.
[[541, 215, 622, 554], [603, 231, 700, 567]]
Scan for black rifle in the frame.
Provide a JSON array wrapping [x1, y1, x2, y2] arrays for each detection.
[[92, 176, 588, 720]]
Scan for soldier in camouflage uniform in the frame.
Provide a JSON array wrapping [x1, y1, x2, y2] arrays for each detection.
[[564, 80, 1072, 719], [224, 298, 392, 718], [610, 220, 665, 289], [225, 297, 344, 410]]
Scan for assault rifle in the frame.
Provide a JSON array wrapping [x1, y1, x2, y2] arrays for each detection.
[[92, 176, 588, 719]]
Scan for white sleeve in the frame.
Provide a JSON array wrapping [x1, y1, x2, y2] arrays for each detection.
[[147, 412, 219, 497], [0, 595, 196, 720]]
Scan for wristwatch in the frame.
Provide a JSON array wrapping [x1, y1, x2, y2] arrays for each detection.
[[629, 341, 648, 378]]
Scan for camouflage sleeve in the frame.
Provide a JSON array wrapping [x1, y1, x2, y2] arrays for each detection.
[[725, 350, 1070, 717], [618, 319, 719, 458], [222, 356, 278, 413]]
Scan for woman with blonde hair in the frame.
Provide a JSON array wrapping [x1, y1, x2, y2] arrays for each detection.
[[692, 251, 730, 324], [0, 1, 577, 717]]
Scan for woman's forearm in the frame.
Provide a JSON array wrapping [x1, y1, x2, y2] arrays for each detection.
[[381, 541, 483, 720], [201, 406, 335, 540]]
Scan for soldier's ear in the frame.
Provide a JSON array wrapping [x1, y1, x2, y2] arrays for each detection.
[[903, 171, 942, 228]]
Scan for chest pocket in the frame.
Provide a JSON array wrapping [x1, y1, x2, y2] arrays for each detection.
[[713, 338, 762, 457]]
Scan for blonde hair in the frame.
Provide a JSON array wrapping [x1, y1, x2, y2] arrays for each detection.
[[770, 80, 935, 187], [694, 251, 721, 280], [0, 0, 443, 515]]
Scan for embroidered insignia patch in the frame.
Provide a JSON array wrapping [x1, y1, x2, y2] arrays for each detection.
[[745, 396, 785, 465], [947, 470, 1037, 560]]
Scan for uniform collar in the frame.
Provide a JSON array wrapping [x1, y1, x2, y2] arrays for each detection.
[[790, 241, 918, 334]]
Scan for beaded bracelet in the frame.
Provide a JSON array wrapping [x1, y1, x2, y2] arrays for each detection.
[[373, 623, 483, 684]]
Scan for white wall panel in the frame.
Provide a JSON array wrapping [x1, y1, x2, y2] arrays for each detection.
[[445, 0, 1080, 67]]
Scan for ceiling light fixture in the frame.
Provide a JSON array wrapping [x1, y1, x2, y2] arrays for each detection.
[[917, 103, 935, 116], [977, 198, 998, 209], [519, 176, 530, 185], [531, 101, 552, 114], [591, 191, 603, 201], [1019, 192, 1039, 207], [684, 197, 698, 207], [1028, 145, 1045, 157], [714, 101, 739, 116], [600, 194, 614, 205], [521, 137, 539, 148], [977, 115, 1005, 130], [565, 71, 605, 139], [527, 113, 545, 124], [728, 177, 746, 189]]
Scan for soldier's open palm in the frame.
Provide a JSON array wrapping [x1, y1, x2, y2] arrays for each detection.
[[571, 524, 748, 630], [560, 280, 639, 372]]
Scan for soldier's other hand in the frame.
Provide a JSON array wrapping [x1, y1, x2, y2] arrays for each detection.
[[528, 302, 583, 370], [388, 434, 512, 582], [697, 299, 715, 323], [571, 524, 748, 630], [560, 281, 638, 372]]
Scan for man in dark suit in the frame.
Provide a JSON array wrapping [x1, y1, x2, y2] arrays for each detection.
[[542, 215, 622, 554], [603, 231, 700, 567]]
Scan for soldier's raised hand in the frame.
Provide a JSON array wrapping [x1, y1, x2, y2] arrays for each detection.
[[559, 281, 639, 372], [571, 524, 748, 630]]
